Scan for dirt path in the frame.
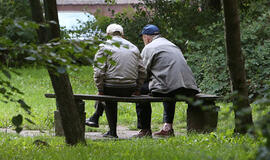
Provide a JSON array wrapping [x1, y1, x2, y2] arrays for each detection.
[[0, 126, 139, 140], [0, 126, 184, 140]]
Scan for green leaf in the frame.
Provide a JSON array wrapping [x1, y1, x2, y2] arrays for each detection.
[[15, 127, 23, 134], [17, 99, 31, 115], [112, 42, 120, 48], [49, 20, 57, 24], [12, 114, 23, 127], [109, 59, 116, 66], [103, 50, 113, 56], [25, 56, 36, 61], [25, 117, 35, 125], [57, 66, 66, 74], [97, 56, 107, 63], [0, 88, 6, 94]]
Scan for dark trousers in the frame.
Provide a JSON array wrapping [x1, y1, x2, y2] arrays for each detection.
[[92, 101, 105, 117], [136, 83, 199, 129], [103, 86, 135, 134], [136, 83, 152, 129]]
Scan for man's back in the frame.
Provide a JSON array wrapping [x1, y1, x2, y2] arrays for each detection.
[[94, 36, 146, 91], [141, 36, 200, 94]]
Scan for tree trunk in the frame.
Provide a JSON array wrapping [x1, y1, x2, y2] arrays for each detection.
[[29, 0, 85, 145], [222, 0, 254, 134], [29, 0, 47, 43]]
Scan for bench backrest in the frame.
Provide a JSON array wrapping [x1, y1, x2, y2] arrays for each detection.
[[45, 93, 221, 103]]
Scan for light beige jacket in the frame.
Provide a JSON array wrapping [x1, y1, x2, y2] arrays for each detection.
[[94, 36, 146, 92]]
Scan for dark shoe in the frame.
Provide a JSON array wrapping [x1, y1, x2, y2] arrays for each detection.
[[153, 129, 175, 137], [85, 115, 99, 128], [103, 131, 118, 138], [132, 129, 152, 138]]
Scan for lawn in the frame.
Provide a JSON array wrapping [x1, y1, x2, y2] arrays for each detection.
[[0, 66, 267, 160], [0, 132, 259, 160]]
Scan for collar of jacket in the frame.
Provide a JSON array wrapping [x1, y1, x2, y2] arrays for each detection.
[[152, 35, 161, 41]]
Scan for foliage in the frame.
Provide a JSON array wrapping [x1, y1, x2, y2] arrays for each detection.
[[0, 0, 35, 66], [241, 9, 270, 99], [187, 4, 270, 96], [254, 81, 270, 160], [90, 0, 219, 51], [0, 0, 31, 19], [239, 0, 269, 14], [185, 20, 229, 95]]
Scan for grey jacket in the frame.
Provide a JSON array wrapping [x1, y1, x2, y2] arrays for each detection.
[[94, 36, 146, 92], [141, 36, 200, 94]]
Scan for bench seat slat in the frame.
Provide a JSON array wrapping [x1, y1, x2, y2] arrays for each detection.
[[45, 93, 220, 102]]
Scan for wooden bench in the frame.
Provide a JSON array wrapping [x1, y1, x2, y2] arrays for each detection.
[[45, 93, 221, 136]]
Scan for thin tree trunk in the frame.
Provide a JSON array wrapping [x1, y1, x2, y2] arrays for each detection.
[[223, 0, 254, 134], [29, 0, 85, 145], [29, 0, 47, 43]]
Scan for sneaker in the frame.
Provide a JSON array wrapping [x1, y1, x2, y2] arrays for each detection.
[[103, 131, 118, 138], [153, 129, 175, 137], [85, 115, 99, 128], [132, 129, 152, 138]]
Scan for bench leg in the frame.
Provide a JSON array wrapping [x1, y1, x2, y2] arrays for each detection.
[[75, 99, 86, 138], [54, 100, 86, 136], [54, 110, 64, 136], [187, 100, 219, 133]]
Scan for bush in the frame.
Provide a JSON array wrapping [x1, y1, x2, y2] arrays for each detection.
[[255, 81, 270, 160], [187, 5, 270, 97], [0, 0, 37, 66]]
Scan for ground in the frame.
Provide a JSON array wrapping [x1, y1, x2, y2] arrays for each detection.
[[0, 125, 183, 140]]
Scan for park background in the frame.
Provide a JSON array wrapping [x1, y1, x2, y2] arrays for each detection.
[[0, 0, 270, 159]]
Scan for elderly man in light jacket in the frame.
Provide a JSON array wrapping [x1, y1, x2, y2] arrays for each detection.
[[134, 24, 200, 138], [86, 24, 146, 138]]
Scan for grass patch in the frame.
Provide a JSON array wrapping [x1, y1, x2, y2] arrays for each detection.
[[0, 132, 260, 160]]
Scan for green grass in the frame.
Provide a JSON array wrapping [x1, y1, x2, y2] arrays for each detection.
[[0, 132, 260, 160], [0, 66, 268, 160]]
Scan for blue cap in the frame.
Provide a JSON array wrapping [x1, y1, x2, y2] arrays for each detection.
[[140, 24, 160, 36]]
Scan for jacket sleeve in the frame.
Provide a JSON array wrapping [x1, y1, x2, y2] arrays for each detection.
[[93, 47, 107, 92], [136, 54, 147, 91]]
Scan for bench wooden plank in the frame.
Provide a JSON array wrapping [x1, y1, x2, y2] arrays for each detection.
[[46, 93, 221, 135], [45, 93, 220, 102]]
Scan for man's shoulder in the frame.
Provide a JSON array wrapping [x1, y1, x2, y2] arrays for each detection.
[[120, 38, 140, 54], [142, 37, 165, 51]]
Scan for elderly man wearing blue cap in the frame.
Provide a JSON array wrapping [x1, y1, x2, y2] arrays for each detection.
[[133, 24, 200, 138]]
